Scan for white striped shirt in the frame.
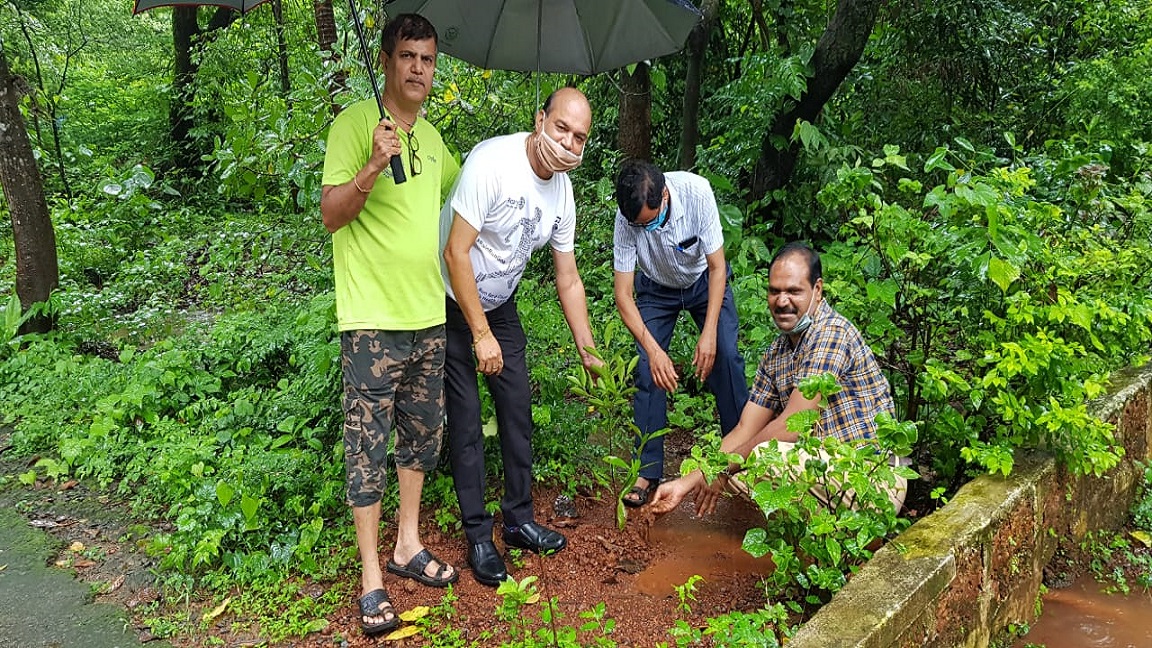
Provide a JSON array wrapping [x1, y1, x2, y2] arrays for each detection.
[[612, 171, 724, 289]]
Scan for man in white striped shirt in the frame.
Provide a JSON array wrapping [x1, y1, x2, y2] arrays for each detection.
[[612, 160, 749, 508]]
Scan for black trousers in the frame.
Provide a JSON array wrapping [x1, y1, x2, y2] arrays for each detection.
[[445, 296, 535, 546]]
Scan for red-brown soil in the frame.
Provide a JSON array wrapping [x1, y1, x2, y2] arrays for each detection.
[[1, 427, 778, 647]]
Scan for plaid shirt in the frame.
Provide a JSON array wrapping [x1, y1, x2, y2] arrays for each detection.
[[750, 301, 894, 443]]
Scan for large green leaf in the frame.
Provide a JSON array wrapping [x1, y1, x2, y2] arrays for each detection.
[[987, 256, 1020, 293]]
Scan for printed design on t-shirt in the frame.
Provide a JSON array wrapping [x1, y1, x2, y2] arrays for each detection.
[[476, 202, 543, 289]]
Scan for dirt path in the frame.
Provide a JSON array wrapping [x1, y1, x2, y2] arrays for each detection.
[[0, 428, 170, 648], [0, 505, 171, 648]]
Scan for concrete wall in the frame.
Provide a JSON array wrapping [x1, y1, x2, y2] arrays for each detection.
[[788, 362, 1152, 648]]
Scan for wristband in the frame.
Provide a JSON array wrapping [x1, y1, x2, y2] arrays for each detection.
[[352, 175, 372, 194]]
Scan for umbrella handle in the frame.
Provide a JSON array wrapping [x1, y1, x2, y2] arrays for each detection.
[[348, 0, 406, 184]]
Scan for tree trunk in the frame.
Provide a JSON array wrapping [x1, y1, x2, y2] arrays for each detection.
[[169, 7, 235, 172], [617, 63, 651, 162], [749, 0, 883, 202], [273, 0, 291, 99], [171, 7, 201, 171], [314, 0, 347, 114], [678, 0, 720, 170], [0, 47, 58, 334]]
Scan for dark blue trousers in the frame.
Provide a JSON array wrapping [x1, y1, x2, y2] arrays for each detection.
[[444, 296, 536, 546], [633, 268, 748, 482]]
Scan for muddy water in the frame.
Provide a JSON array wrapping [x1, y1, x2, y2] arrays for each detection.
[[636, 494, 774, 596], [1014, 575, 1152, 648]]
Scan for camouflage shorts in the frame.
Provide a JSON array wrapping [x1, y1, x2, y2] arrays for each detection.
[[341, 326, 445, 508]]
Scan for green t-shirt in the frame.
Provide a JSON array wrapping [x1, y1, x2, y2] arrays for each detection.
[[322, 99, 460, 332]]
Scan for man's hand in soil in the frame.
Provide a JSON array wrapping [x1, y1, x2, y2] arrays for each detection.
[[648, 471, 705, 515]]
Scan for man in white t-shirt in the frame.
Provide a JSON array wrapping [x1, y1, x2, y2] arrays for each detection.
[[441, 87, 599, 587]]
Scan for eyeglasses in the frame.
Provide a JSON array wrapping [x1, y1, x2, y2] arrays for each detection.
[[405, 128, 422, 178], [627, 195, 668, 229]]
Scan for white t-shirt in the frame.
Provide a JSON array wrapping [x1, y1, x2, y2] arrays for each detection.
[[441, 132, 576, 311]]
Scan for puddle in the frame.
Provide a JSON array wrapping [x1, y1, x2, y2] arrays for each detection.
[[1014, 575, 1152, 648], [637, 494, 774, 596]]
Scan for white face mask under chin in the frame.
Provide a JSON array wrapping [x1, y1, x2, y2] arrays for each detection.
[[535, 130, 583, 173]]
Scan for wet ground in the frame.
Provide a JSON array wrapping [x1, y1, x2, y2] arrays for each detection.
[[0, 486, 171, 648], [1014, 574, 1152, 648], [0, 425, 783, 647]]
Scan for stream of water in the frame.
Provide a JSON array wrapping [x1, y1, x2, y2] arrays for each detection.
[[1014, 575, 1152, 648]]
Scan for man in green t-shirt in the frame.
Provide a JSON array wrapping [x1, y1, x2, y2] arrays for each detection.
[[319, 13, 460, 638]]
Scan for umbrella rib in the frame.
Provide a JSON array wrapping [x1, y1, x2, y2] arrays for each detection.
[[483, 0, 512, 71], [571, 1, 596, 73]]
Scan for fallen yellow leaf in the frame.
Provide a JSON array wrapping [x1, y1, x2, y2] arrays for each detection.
[[1130, 529, 1152, 547], [68, 541, 85, 552], [384, 625, 421, 640], [202, 596, 232, 623], [399, 606, 430, 622]]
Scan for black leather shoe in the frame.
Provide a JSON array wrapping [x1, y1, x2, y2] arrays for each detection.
[[467, 541, 508, 587], [503, 521, 567, 555]]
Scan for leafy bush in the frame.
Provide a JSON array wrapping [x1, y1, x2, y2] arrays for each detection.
[[680, 373, 916, 607], [813, 138, 1152, 483]]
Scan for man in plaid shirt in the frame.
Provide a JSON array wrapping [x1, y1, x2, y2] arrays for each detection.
[[650, 242, 905, 515]]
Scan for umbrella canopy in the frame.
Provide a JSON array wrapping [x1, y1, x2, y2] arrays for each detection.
[[132, 0, 271, 14], [384, 0, 701, 75]]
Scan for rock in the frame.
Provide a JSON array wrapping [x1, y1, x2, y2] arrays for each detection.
[[553, 494, 578, 519]]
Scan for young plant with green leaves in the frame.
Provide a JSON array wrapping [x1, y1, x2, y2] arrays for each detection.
[[569, 322, 670, 529], [683, 373, 917, 607]]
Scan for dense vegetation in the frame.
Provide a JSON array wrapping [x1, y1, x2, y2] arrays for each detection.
[[2, 0, 1151, 643]]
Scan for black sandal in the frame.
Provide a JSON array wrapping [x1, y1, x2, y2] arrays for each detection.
[[358, 588, 399, 636], [387, 548, 458, 587], [622, 479, 659, 508]]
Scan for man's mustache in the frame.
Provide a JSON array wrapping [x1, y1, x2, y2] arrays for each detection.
[[773, 307, 798, 315]]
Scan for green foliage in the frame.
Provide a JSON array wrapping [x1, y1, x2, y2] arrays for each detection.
[[1132, 463, 1152, 533], [667, 604, 791, 648], [0, 293, 33, 359], [678, 374, 917, 606], [1082, 462, 1152, 595], [737, 378, 916, 599], [4, 0, 1152, 641], [815, 140, 1152, 483], [569, 332, 670, 529], [489, 576, 621, 648], [1, 293, 346, 582]]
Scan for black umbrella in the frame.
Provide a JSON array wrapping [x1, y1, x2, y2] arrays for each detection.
[[385, 0, 701, 75]]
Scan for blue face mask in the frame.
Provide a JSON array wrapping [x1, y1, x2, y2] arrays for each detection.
[[644, 200, 669, 232]]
